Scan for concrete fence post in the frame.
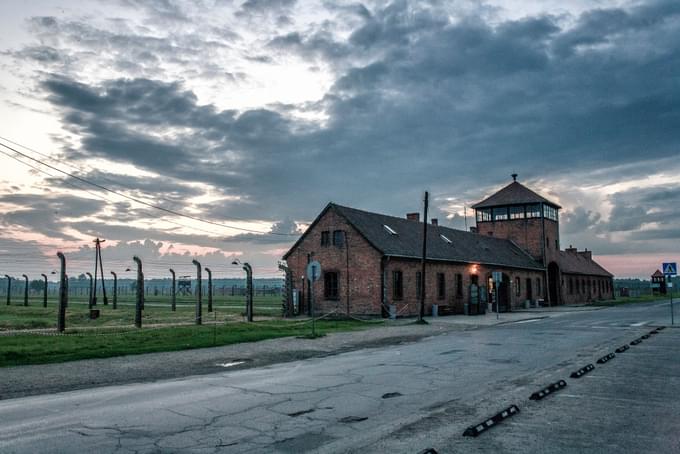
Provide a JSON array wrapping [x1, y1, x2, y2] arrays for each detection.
[[110, 271, 118, 310], [57, 253, 67, 332], [22, 274, 29, 306], [41, 273, 48, 307], [192, 260, 202, 325], [205, 267, 213, 313], [5, 275, 11, 306], [169, 268, 176, 312], [133, 256, 143, 328]]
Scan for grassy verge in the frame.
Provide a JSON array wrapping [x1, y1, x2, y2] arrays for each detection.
[[593, 294, 670, 306], [0, 319, 384, 367]]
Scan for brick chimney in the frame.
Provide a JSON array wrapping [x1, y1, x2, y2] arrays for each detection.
[[566, 245, 578, 254], [578, 248, 592, 260], [431, 218, 438, 226], [406, 212, 420, 221]]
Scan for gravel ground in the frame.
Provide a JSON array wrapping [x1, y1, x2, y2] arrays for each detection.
[[0, 319, 470, 400]]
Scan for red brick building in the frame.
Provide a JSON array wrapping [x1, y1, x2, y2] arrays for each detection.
[[283, 177, 614, 317]]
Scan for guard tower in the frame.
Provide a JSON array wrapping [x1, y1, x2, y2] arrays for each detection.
[[472, 174, 562, 304], [651, 269, 667, 295], [472, 174, 561, 265]]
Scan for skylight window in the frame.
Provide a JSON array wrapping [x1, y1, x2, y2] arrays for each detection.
[[440, 234, 452, 244], [383, 224, 397, 235]]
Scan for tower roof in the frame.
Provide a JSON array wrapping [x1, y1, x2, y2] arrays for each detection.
[[472, 179, 561, 209]]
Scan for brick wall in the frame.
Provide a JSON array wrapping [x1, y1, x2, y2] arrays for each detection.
[[476, 218, 559, 265], [560, 273, 614, 304], [286, 207, 384, 316]]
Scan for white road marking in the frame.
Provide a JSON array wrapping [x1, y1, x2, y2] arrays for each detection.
[[216, 361, 245, 368], [513, 318, 542, 324], [630, 321, 648, 327]]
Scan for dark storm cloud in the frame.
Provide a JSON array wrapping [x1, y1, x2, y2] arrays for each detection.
[[236, 0, 297, 17], [604, 184, 680, 236], [33, 0, 680, 259], [0, 193, 103, 241]]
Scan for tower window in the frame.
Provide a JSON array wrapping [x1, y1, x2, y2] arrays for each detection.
[[493, 207, 509, 221], [543, 205, 558, 221], [526, 204, 541, 218], [476, 209, 492, 222], [509, 206, 525, 219]]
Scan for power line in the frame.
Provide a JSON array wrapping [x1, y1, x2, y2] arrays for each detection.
[[0, 140, 297, 236]]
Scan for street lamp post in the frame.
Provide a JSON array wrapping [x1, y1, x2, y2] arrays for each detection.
[[232, 260, 253, 322], [86, 272, 93, 309], [41, 273, 48, 308], [205, 267, 213, 313], [22, 274, 29, 306], [4, 275, 11, 305], [192, 260, 202, 325], [169, 268, 176, 312], [110, 271, 118, 310]]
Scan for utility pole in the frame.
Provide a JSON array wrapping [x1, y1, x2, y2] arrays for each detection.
[[57, 253, 67, 332], [5, 275, 11, 305], [22, 274, 29, 306], [41, 273, 48, 308], [418, 191, 429, 324], [192, 260, 202, 325], [205, 267, 213, 313], [169, 269, 176, 311], [110, 271, 118, 309], [133, 256, 143, 328]]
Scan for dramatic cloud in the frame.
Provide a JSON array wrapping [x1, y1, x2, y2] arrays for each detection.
[[1, 0, 679, 277]]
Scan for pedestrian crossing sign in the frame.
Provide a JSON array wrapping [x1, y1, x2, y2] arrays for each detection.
[[662, 262, 677, 276]]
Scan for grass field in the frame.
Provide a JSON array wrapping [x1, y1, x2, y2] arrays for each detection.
[[0, 319, 382, 367], [594, 294, 673, 306], [0, 294, 282, 331]]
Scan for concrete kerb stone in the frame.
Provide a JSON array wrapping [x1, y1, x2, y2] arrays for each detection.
[[615, 345, 630, 353], [570, 364, 595, 378], [596, 352, 616, 364], [529, 380, 567, 401], [630, 338, 643, 345], [462, 404, 520, 437]]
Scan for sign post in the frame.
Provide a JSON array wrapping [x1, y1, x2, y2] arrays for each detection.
[[492, 271, 502, 320], [306, 260, 321, 337], [663, 262, 677, 325]]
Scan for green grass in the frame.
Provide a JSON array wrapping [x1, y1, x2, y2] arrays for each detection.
[[0, 319, 384, 367], [0, 295, 282, 331], [593, 294, 671, 306]]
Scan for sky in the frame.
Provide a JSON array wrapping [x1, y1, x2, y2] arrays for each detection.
[[0, 0, 678, 279]]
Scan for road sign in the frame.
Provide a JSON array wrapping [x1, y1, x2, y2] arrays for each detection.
[[663, 262, 677, 276], [492, 271, 503, 283], [306, 261, 321, 281]]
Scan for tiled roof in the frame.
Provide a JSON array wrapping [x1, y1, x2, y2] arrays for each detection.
[[557, 251, 613, 277], [330, 204, 544, 270], [472, 181, 561, 209]]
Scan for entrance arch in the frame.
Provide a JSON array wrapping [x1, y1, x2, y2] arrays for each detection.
[[548, 262, 561, 305]]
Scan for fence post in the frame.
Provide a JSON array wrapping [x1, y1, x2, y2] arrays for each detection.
[[110, 271, 117, 310], [86, 272, 93, 309], [133, 256, 143, 328], [192, 260, 202, 325], [244, 263, 253, 322], [4, 275, 11, 305], [41, 273, 48, 307], [169, 268, 176, 312], [22, 274, 29, 306], [57, 253, 67, 332], [205, 267, 213, 313]]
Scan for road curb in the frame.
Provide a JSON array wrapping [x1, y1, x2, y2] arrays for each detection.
[[462, 405, 520, 437]]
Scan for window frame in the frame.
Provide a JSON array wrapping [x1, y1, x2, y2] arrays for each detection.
[[320, 230, 330, 247], [332, 230, 344, 248], [324, 271, 339, 300], [437, 273, 446, 300], [392, 270, 404, 300]]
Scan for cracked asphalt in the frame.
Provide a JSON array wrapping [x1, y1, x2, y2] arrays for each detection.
[[0, 300, 678, 453]]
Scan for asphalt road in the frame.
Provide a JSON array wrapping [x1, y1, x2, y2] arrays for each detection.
[[0, 301, 678, 453]]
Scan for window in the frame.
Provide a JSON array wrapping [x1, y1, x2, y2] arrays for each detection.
[[526, 204, 541, 218], [437, 273, 445, 299], [440, 234, 452, 244], [416, 271, 422, 299], [569, 278, 574, 295], [515, 277, 521, 297], [333, 230, 344, 247], [509, 206, 525, 220], [383, 224, 397, 235], [456, 273, 463, 297], [393, 271, 403, 300], [555, 239, 559, 250], [320, 231, 330, 246], [543, 205, 558, 221], [546, 237, 550, 248], [476, 208, 492, 222], [536, 277, 541, 296], [493, 207, 508, 221], [324, 272, 339, 299]]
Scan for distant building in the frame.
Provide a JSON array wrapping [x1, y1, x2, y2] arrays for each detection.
[[283, 176, 614, 317]]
